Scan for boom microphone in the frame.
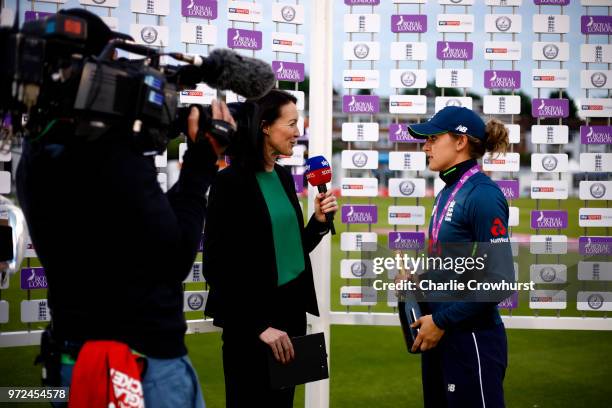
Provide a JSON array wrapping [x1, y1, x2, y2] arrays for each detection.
[[170, 48, 275, 99], [304, 155, 336, 235]]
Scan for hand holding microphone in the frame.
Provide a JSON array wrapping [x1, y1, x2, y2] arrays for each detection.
[[305, 156, 337, 235]]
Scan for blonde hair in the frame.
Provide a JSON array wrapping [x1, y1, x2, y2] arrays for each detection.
[[451, 119, 509, 159]]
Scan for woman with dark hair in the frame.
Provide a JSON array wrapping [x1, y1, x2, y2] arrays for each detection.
[[202, 89, 337, 407], [406, 106, 514, 408]]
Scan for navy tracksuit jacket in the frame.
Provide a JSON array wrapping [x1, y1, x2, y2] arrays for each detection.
[[421, 158, 514, 408]]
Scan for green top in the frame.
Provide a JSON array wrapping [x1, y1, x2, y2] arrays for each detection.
[[256, 169, 305, 286]]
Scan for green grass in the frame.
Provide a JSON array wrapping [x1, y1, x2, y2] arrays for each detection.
[[0, 327, 610, 407]]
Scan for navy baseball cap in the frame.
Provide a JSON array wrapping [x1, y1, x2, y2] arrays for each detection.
[[407, 106, 486, 142]]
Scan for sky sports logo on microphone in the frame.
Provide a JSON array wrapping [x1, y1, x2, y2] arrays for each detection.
[[305, 156, 332, 187], [306, 168, 331, 181], [180, 91, 204, 97]]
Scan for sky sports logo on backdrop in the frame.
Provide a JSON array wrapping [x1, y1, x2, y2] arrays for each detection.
[[228, 7, 251, 15], [390, 101, 414, 107]]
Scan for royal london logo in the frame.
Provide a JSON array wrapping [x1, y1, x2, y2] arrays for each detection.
[[440, 42, 470, 59], [489, 71, 518, 88], [500, 187, 516, 199], [346, 207, 374, 223], [391, 233, 424, 250], [395, 15, 424, 33], [584, 127, 612, 144], [275, 62, 302, 81], [582, 237, 612, 255], [346, 96, 376, 113], [185, 0, 215, 18], [584, 16, 612, 34], [231, 30, 260, 49], [390, 124, 413, 142], [534, 212, 565, 228], [537, 100, 565, 117]]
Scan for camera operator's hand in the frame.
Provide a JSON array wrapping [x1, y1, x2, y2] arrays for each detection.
[[187, 99, 236, 156]]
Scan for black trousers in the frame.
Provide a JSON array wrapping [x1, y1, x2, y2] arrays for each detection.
[[221, 285, 307, 408]]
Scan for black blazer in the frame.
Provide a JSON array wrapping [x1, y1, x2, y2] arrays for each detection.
[[202, 163, 329, 336]]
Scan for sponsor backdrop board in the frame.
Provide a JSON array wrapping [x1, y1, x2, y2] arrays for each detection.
[[3, 0, 610, 348]]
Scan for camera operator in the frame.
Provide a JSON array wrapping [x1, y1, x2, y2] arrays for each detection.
[[15, 9, 236, 407]]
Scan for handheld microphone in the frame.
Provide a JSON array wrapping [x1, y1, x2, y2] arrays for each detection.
[[170, 48, 275, 99], [304, 155, 336, 235]]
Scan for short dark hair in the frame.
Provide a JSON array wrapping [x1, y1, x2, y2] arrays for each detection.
[[230, 89, 297, 172]]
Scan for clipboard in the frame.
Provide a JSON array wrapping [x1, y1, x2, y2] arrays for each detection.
[[266, 332, 329, 390]]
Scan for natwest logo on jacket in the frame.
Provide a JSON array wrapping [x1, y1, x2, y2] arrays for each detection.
[[490, 217, 507, 237]]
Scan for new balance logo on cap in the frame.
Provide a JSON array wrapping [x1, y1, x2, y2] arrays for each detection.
[[407, 106, 487, 142]]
